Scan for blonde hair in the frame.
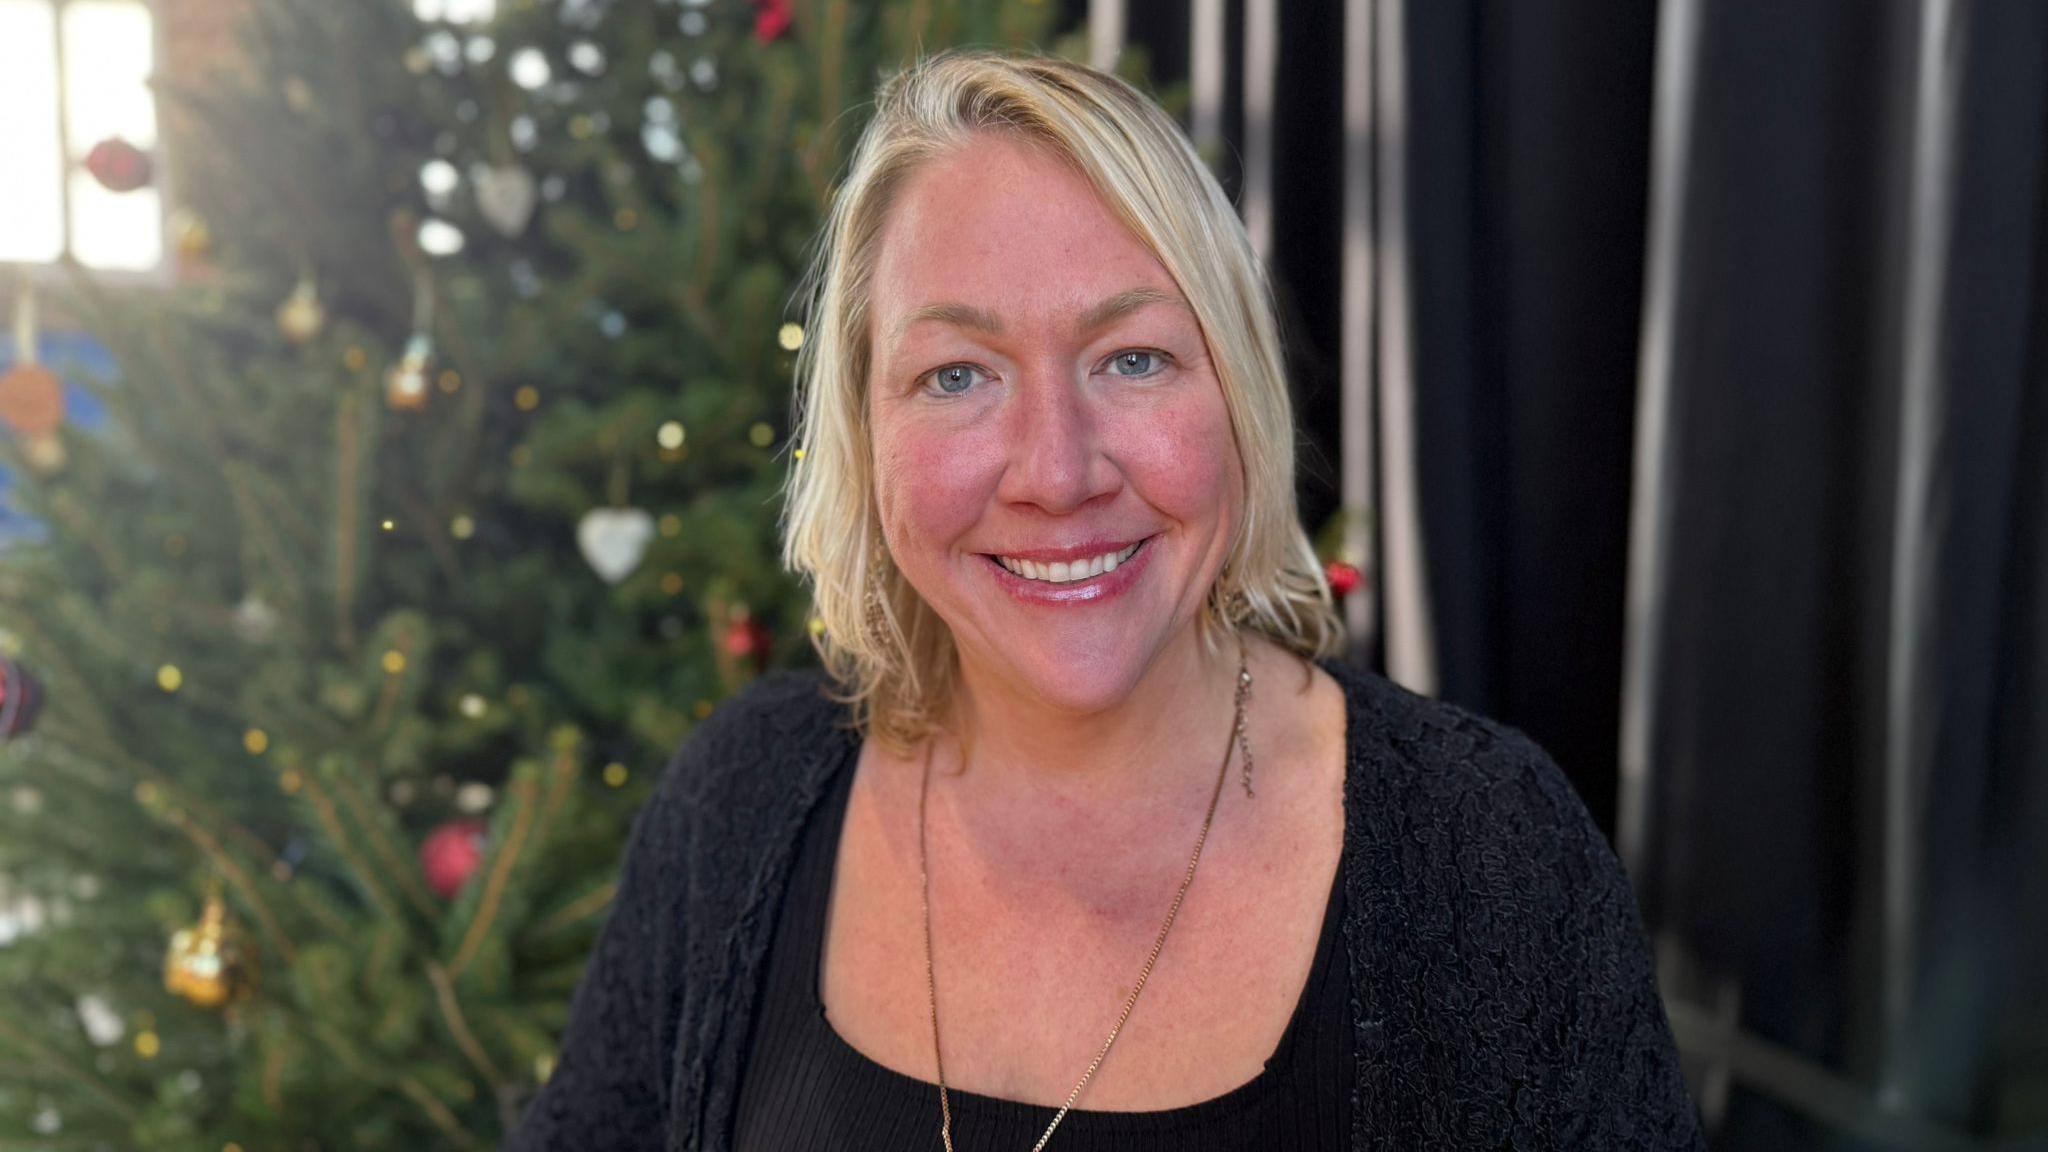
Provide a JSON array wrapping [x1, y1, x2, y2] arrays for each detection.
[[781, 46, 1342, 753]]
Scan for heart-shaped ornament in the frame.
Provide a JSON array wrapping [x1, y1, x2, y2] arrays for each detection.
[[577, 507, 654, 585], [474, 164, 538, 237]]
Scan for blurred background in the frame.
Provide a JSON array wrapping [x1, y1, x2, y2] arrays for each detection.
[[0, 1, 2041, 1149]]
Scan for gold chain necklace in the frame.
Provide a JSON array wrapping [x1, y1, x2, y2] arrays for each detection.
[[917, 638, 1254, 1151]]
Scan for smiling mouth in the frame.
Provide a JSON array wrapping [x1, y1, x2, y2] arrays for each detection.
[[983, 537, 1151, 584]]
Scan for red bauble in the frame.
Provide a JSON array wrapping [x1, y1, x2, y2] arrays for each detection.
[[421, 819, 487, 898], [1324, 560, 1362, 600], [84, 138, 153, 193], [0, 658, 43, 741], [749, 0, 792, 42], [723, 617, 772, 663]]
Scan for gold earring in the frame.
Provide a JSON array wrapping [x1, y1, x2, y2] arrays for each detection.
[[1208, 580, 1249, 627], [864, 546, 889, 645]]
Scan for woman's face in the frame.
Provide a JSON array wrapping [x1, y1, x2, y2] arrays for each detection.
[[865, 134, 1244, 714]]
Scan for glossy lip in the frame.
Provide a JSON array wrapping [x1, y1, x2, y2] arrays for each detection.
[[980, 534, 1157, 606]]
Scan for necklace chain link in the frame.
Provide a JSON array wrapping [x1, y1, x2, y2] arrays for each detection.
[[918, 637, 1253, 1151]]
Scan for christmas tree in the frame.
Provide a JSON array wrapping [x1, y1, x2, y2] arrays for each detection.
[[0, 0, 1060, 1146]]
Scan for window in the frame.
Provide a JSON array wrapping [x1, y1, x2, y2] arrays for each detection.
[[0, 0, 162, 273]]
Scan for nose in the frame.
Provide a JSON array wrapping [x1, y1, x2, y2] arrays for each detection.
[[995, 365, 1119, 515]]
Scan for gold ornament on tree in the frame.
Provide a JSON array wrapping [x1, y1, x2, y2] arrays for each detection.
[[276, 274, 327, 345], [164, 888, 257, 1008], [385, 268, 434, 410], [385, 334, 432, 410], [170, 208, 213, 277]]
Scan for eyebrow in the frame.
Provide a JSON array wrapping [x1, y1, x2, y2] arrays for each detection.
[[890, 286, 1189, 344]]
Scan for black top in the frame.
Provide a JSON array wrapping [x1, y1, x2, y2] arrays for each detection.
[[732, 742, 1354, 1150], [505, 660, 1704, 1151]]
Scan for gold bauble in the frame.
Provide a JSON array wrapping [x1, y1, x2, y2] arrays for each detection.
[[172, 210, 213, 259], [22, 432, 65, 473], [384, 334, 432, 411], [276, 277, 327, 345], [164, 894, 257, 1008]]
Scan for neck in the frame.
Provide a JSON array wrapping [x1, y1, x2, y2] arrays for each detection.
[[939, 625, 1246, 814]]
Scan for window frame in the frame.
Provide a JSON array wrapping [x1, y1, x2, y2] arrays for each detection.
[[1, 0, 175, 290]]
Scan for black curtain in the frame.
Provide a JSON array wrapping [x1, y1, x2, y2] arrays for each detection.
[[1871, 0, 2048, 1133], [1640, 0, 1905, 1085], [1642, 0, 2048, 1141], [1395, 0, 2048, 1144], [1401, 0, 1658, 845]]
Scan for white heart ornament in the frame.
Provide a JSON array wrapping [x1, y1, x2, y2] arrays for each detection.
[[578, 507, 654, 585], [475, 164, 538, 237]]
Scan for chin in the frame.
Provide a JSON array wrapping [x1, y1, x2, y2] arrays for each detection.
[[1005, 649, 1153, 715], [952, 608, 1185, 718]]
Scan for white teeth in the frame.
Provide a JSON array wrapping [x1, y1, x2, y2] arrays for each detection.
[[996, 541, 1142, 584]]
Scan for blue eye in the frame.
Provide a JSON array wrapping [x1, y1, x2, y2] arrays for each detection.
[[1106, 349, 1168, 378], [923, 364, 985, 396]]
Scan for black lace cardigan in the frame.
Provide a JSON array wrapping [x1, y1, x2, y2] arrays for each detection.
[[504, 658, 1704, 1151]]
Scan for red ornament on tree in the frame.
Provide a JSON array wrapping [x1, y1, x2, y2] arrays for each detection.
[[1324, 559, 1362, 600], [723, 615, 772, 668], [0, 658, 43, 741], [749, 0, 792, 42], [421, 819, 487, 898], [84, 138, 153, 193]]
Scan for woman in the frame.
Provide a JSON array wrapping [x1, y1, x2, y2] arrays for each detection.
[[507, 48, 1700, 1151]]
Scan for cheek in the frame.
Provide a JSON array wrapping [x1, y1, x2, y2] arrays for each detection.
[[872, 416, 1003, 556], [1103, 395, 1241, 524]]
